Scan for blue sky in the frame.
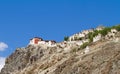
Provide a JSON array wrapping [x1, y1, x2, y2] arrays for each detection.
[[0, 0, 120, 59]]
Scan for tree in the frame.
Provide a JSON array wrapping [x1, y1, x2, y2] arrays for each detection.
[[88, 32, 93, 42], [64, 36, 69, 41]]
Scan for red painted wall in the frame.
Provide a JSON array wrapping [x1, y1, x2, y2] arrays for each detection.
[[34, 38, 40, 44]]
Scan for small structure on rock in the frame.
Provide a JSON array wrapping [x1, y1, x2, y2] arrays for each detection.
[[96, 25, 105, 31], [30, 37, 43, 45], [45, 40, 56, 47], [29, 37, 56, 47], [84, 46, 90, 54]]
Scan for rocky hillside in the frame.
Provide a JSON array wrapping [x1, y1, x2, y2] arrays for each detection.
[[1, 25, 120, 74]]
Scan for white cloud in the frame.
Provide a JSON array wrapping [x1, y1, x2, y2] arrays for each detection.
[[0, 57, 5, 72], [0, 42, 8, 51]]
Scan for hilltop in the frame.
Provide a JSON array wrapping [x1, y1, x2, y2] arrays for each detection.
[[0, 25, 120, 74]]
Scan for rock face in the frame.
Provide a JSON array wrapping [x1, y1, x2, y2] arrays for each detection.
[[1, 31, 120, 74]]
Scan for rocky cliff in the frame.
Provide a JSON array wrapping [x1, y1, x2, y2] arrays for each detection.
[[1, 26, 120, 74]]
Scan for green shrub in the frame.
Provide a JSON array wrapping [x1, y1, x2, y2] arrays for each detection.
[[87, 30, 100, 43], [70, 48, 78, 53], [64, 36, 69, 41], [93, 30, 99, 37], [112, 25, 120, 31], [80, 42, 89, 49], [88, 32, 93, 42], [99, 27, 111, 36], [89, 36, 93, 42]]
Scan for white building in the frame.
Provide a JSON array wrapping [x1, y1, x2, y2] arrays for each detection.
[[111, 29, 117, 33], [84, 46, 90, 54], [45, 40, 56, 47], [105, 29, 118, 40], [29, 37, 56, 47], [76, 41, 84, 46], [29, 37, 43, 45], [69, 35, 75, 41], [82, 30, 89, 35], [78, 33, 85, 38], [82, 39, 89, 43], [38, 41, 46, 45], [93, 34, 102, 42], [96, 26, 104, 31], [88, 29, 94, 32], [59, 41, 67, 48]]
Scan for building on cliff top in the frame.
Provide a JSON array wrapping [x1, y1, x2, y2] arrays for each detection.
[[96, 25, 105, 31], [29, 37, 56, 47], [30, 37, 43, 45]]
